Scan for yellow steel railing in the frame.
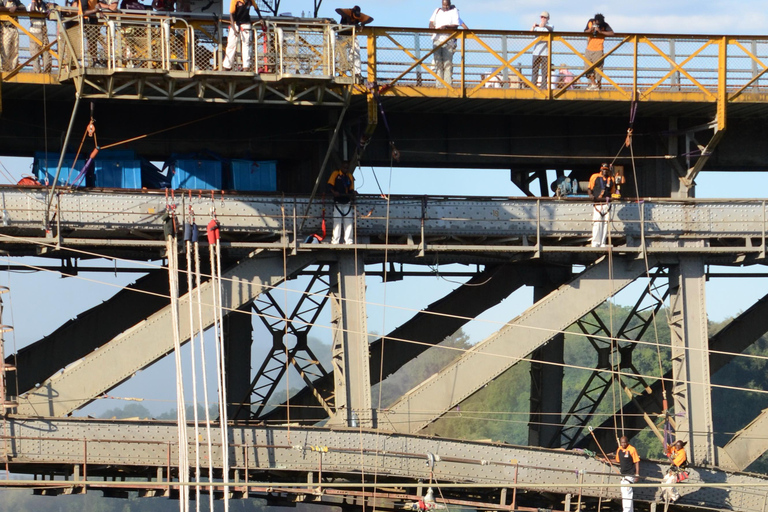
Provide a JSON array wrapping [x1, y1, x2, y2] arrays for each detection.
[[361, 27, 768, 105], [4, 13, 768, 108]]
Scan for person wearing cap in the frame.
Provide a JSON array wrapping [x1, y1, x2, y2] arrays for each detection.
[[614, 436, 641, 512], [336, 6, 373, 79], [531, 11, 553, 88], [588, 163, 615, 247], [584, 13, 614, 90]]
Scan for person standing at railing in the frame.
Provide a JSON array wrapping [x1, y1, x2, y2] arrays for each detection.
[[326, 161, 356, 245], [588, 162, 615, 247], [335, 6, 372, 79], [428, 0, 466, 87], [222, 0, 263, 72], [530, 11, 552, 89], [27, 0, 51, 72], [584, 13, 613, 90], [0, 0, 22, 72]]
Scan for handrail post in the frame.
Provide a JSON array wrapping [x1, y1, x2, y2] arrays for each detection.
[[717, 35, 727, 131], [460, 30, 465, 95], [547, 31, 552, 99], [633, 35, 638, 96], [761, 200, 766, 260], [366, 28, 376, 84]]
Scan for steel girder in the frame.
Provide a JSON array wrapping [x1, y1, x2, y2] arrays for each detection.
[[721, 409, 768, 471], [554, 271, 670, 449], [668, 257, 716, 466], [223, 304, 254, 420], [380, 256, 655, 434], [14, 252, 316, 417], [237, 264, 332, 420], [7, 270, 173, 396], [528, 271, 572, 448], [4, 190, 768, 255], [258, 263, 538, 425], [3, 418, 768, 512], [73, 73, 353, 106], [327, 253, 372, 427]]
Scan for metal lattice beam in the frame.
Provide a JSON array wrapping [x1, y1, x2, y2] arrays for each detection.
[[239, 264, 332, 419], [259, 263, 542, 425], [555, 271, 670, 448], [15, 252, 315, 417]]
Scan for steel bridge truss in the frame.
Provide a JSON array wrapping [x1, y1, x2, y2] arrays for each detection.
[[239, 263, 333, 419], [555, 271, 670, 449], [0, 190, 767, 510]]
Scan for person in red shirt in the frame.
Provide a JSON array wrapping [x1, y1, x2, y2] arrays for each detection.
[[615, 436, 640, 512]]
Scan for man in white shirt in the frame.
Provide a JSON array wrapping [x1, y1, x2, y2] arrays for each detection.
[[531, 11, 553, 88], [428, 0, 465, 86]]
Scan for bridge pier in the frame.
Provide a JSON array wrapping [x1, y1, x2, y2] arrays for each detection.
[[668, 257, 716, 466], [328, 253, 374, 428]]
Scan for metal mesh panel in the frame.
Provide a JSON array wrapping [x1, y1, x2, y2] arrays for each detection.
[[167, 26, 189, 70], [192, 25, 217, 71], [335, 27, 356, 79], [83, 23, 108, 67], [273, 22, 329, 77]]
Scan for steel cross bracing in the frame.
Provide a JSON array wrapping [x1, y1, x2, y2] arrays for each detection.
[[3, 418, 768, 512], [4, 190, 768, 256], [239, 263, 333, 419], [14, 251, 316, 417], [555, 272, 670, 449]]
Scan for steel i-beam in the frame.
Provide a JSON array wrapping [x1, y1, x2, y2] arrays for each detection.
[[668, 257, 716, 465], [327, 253, 373, 427]]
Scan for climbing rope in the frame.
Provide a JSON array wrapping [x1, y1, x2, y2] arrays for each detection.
[[207, 205, 230, 512], [193, 222, 216, 512], [166, 208, 190, 512], [183, 197, 202, 512]]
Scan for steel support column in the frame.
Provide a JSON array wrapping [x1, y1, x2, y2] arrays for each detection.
[[668, 257, 716, 465], [224, 304, 254, 420], [328, 253, 373, 427], [528, 268, 571, 448]]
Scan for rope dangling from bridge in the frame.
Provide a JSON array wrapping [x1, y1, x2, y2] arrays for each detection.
[[207, 204, 231, 512], [191, 206, 216, 512], [166, 207, 190, 512], [183, 196, 203, 512]]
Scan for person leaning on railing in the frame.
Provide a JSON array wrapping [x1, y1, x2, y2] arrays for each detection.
[[0, 0, 22, 72], [335, 6, 372, 79]]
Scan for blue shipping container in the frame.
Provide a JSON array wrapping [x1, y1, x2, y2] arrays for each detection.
[[230, 160, 277, 192], [33, 152, 85, 186], [171, 160, 222, 190], [94, 160, 142, 189]]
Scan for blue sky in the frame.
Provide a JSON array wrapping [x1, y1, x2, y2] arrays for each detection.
[[317, 0, 768, 35]]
